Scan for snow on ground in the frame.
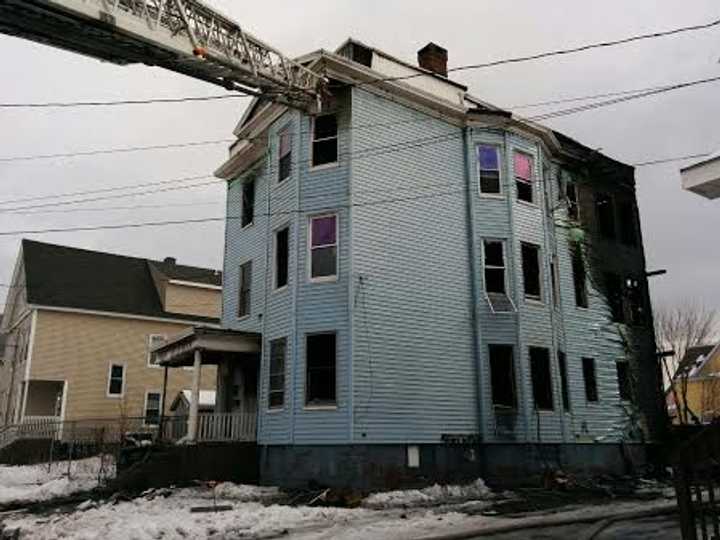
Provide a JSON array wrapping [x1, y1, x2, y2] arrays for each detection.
[[0, 456, 114, 507], [362, 478, 493, 509]]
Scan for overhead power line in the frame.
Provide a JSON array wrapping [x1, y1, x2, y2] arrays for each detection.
[[0, 94, 250, 109], [633, 152, 712, 167]]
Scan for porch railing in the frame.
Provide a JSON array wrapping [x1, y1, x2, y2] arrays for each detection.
[[161, 412, 257, 443]]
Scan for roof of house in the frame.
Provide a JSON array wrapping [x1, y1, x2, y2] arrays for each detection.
[[22, 239, 221, 323], [677, 345, 716, 377]]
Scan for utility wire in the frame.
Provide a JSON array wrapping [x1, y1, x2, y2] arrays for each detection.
[[633, 152, 712, 167], [0, 94, 250, 109]]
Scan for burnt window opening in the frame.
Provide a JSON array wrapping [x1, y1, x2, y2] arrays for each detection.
[[238, 261, 252, 318], [514, 152, 534, 203], [483, 240, 506, 294], [489, 345, 516, 409], [275, 227, 289, 289], [558, 351, 571, 411], [604, 272, 625, 323], [269, 338, 286, 409], [582, 357, 599, 402], [312, 114, 338, 167], [618, 199, 638, 247], [350, 43, 373, 67], [278, 128, 292, 182], [530, 347, 554, 410], [595, 192, 616, 240], [566, 181, 579, 221], [521, 243, 542, 301], [306, 333, 337, 406], [571, 245, 588, 308], [241, 178, 255, 228], [624, 276, 647, 326], [478, 145, 501, 194], [616, 361, 632, 402]]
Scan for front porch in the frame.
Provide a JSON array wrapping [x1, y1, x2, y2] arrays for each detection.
[[154, 326, 261, 445]]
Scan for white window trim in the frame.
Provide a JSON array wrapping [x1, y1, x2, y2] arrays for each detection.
[[514, 151, 537, 205], [308, 213, 339, 283], [277, 126, 293, 183], [477, 144, 504, 197], [482, 239, 509, 295], [106, 362, 126, 399], [309, 114, 339, 171], [146, 334, 167, 368], [241, 178, 256, 230], [304, 331, 339, 409], [273, 224, 291, 292], [268, 338, 287, 412], [143, 390, 162, 427]]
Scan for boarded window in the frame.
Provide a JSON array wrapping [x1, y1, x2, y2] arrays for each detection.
[[618, 199, 638, 247], [566, 181, 579, 221], [278, 128, 292, 182], [514, 152, 534, 203], [521, 243, 542, 300], [484, 240, 506, 294], [310, 215, 337, 280], [616, 361, 632, 401], [312, 114, 338, 167], [238, 261, 252, 317], [558, 351, 571, 411], [583, 357, 599, 402], [478, 145, 501, 194], [604, 272, 624, 323], [306, 333, 337, 406], [530, 348, 554, 410], [595, 192, 616, 239], [144, 392, 161, 425], [489, 345, 516, 409], [275, 227, 289, 289], [107, 364, 125, 396], [241, 178, 255, 228], [571, 245, 588, 308], [269, 338, 286, 409]]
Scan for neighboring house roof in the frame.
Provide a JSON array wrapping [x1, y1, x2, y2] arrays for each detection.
[[677, 345, 716, 378], [22, 239, 221, 323], [170, 390, 216, 412]]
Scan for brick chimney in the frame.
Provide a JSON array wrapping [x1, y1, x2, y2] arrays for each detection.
[[417, 42, 448, 77]]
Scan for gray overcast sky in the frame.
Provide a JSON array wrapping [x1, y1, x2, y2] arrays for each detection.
[[0, 0, 718, 314]]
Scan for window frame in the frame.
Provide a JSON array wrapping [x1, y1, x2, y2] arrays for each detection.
[[571, 245, 589, 309], [616, 360, 632, 402], [273, 225, 290, 292], [308, 213, 339, 283], [238, 260, 252, 319], [146, 334, 167, 368], [558, 351, 571, 411], [513, 151, 535, 204], [488, 344, 517, 410], [143, 390, 162, 427], [521, 242, 543, 303], [477, 144, 503, 197], [277, 126, 293, 183], [529, 347, 554, 411], [241, 177, 255, 229], [582, 357, 599, 403], [310, 113, 339, 170], [482, 239, 508, 295], [268, 338, 287, 411], [566, 180, 580, 221], [106, 362, 126, 399], [304, 332, 338, 409]]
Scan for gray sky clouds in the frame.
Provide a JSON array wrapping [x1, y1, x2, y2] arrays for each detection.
[[0, 0, 718, 313]]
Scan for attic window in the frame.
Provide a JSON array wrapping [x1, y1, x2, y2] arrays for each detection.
[[478, 145, 501, 194], [351, 43, 373, 68], [514, 152, 534, 203], [312, 114, 338, 167]]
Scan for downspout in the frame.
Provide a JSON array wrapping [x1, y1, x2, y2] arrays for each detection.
[[462, 126, 484, 441]]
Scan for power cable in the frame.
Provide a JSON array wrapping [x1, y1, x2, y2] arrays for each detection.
[[0, 94, 250, 109]]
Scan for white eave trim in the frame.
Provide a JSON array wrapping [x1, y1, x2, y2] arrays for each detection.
[[168, 279, 222, 291], [29, 304, 221, 328]]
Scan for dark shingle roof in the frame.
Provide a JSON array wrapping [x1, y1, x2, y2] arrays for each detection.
[[22, 239, 220, 323], [677, 345, 716, 377]]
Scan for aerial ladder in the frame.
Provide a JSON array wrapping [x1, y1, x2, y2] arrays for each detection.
[[0, 0, 325, 110]]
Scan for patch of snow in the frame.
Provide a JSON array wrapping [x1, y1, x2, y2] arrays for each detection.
[[363, 478, 493, 509], [0, 456, 114, 507], [212, 482, 281, 502]]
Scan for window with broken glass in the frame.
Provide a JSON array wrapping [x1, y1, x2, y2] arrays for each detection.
[[483, 240, 515, 312], [306, 333, 337, 406], [312, 114, 338, 167], [278, 128, 293, 182], [558, 351, 571, 411], [521, 243, 542, 301], [571, 245, 588, 308], [530, 347, 554, 410], [514, 152, 534, 203], [489, 345, 516, 409], [241, 178, 255, 228]]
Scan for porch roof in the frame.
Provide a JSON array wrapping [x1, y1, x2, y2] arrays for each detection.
[[154, 326, 261, 367]]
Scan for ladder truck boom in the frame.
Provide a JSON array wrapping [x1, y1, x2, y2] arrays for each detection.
[[0, 0, 325, 110]]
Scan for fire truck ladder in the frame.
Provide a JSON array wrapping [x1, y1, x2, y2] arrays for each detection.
[[0, 0, 325, 110]]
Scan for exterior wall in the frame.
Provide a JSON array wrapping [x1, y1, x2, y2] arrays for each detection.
[[28, 310, 216, 421], [163, 283, 221, 319]]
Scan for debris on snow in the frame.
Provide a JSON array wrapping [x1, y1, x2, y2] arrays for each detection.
[[363, 478, 494, 509]]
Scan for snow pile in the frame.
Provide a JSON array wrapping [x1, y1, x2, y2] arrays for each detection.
[[0, 456, 114, 506], [363, 478, 493, 509], [212, 482, 281, 502]]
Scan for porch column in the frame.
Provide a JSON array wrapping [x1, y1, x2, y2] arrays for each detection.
[[187, 349, 202, 442], [158, 366, 169, 441]]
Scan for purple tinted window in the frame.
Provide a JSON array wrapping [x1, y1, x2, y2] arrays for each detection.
[[311, 216, 337, 247], [478, 145, 499, 170]]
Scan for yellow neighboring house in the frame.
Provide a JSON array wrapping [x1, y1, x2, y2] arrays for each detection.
[[0, 239, 219, 427], [670, 344, 720, 424]]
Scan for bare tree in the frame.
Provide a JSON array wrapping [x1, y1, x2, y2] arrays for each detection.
[[655, 302, 718, 424]]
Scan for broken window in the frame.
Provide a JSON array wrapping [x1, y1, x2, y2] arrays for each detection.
[[275, 227, 289, 289], [269, 338, 286, 409], [558, 351, 571, 411], [624, 276, 647, 325], [571, 245, 588, 308], [489, 345, 516, 409], [617, 199, 638, 247], [309, 214, 337, 280], [107, 364, 125, 397], [478, 145, 501, 194], [306, 333, 337, 406], [604, 272, 624, 323], [582, 357, 599, 402], [483, 240, 506, 294], [521, 243, 542, 301], [514, 152, 534, 203], [241, 178, 255, 228], [595, 192, 616, 240], [530, 347, 554, 410], [566, 181, 579, 221], [238, 261, 252, 318], [312, 114, 338, 167], [616, 361, 632, 401], [144, 392, 161, 426], [278, 127, 292, 182]]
